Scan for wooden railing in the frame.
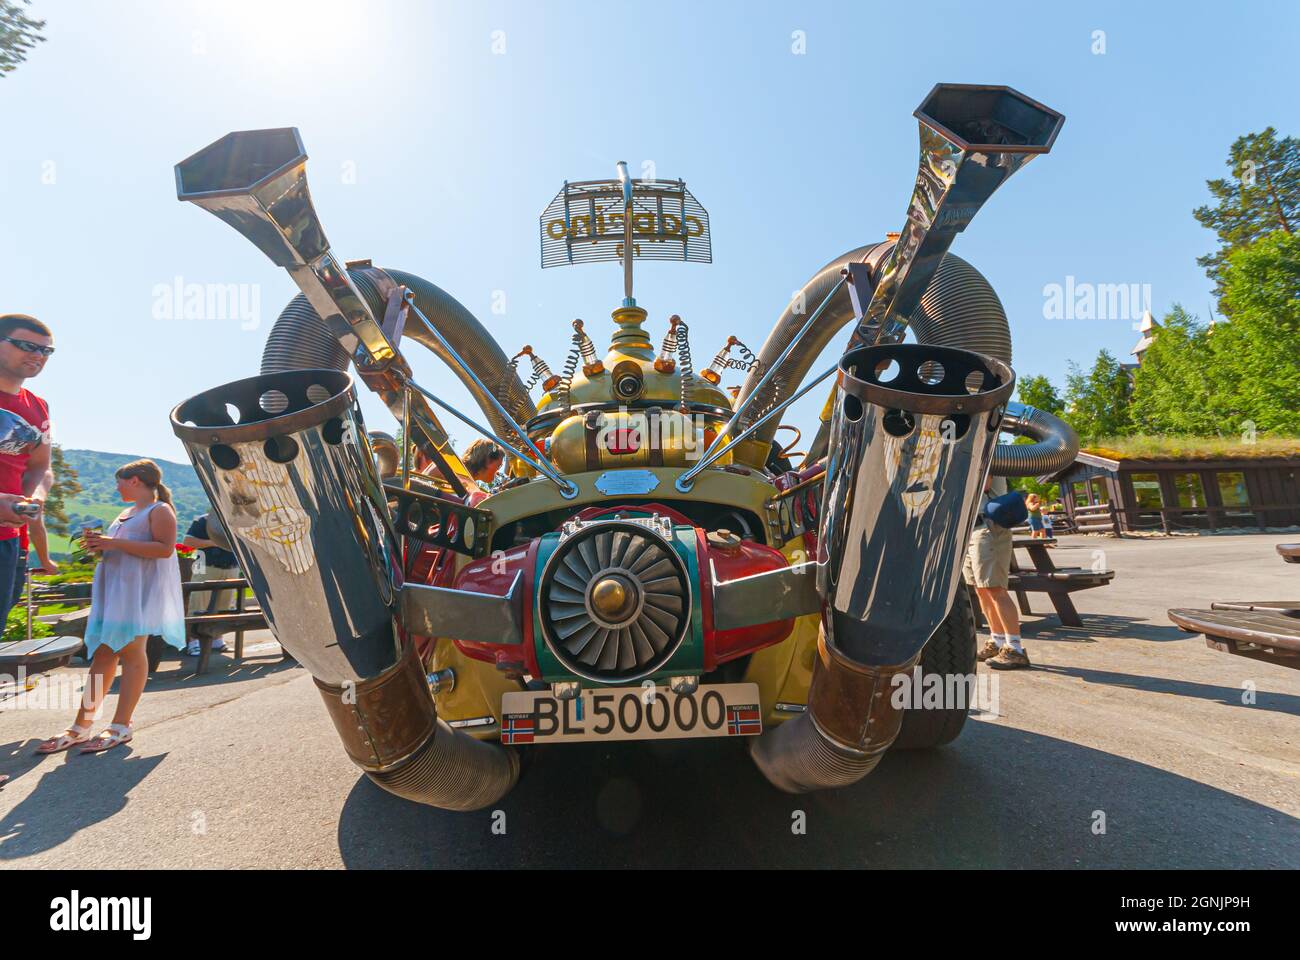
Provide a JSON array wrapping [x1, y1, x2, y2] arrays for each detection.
[[1070, 501, 1297, 535], [1119, 503, 1296, 533], [1073, 502, 1121, 536]]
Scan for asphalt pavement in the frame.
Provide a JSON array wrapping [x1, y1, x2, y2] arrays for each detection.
[[2, 532, 1297, 868]]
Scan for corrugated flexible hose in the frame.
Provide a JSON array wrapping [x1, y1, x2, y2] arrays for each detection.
[[748, 709, 883, 794], [369, 720, 520, 812], [260, 266, 535, 439], [737, 246, 1077, 477]]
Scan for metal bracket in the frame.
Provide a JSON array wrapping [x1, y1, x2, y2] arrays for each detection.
[[710, 561, 824, 631], [385, 480, 493, 558], [401, 572, 525, 645]]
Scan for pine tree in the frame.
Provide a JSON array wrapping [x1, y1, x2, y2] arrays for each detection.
[[1064, 350, 1133, 442], [1211, 232, 1300, 433], [1193, 128, 1299, 298], [0, 0, 44, 76], [43, 444, 83, 537]]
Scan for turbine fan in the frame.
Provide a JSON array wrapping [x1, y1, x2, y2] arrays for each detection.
[[539, 522, 690, 682]]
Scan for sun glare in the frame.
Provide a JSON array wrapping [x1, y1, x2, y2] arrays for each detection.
[[221, 0, 382, 63]]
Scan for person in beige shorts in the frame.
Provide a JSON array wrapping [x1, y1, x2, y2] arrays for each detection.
[[963, 477, 1029, 669]]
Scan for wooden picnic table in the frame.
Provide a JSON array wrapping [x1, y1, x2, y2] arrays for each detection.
[[149, 577, 274, 675], [1169, 602, 1300, 669], [1169, 544, 1300, 670], [969, 534, 1115, 628]]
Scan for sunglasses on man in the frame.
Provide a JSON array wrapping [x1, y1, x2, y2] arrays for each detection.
[[1, 337, 55, 356]]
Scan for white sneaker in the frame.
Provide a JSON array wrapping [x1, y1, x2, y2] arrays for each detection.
[[210, 639, 227, 653], [186, 640, 201, 656]]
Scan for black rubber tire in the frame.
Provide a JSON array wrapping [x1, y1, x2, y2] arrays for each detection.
[[891, 588, 977, 750]]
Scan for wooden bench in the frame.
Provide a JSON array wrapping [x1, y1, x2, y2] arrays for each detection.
[[1072, 501, 1122, 536], [0, 635, 82, 677], [188, 578, 273, 675]]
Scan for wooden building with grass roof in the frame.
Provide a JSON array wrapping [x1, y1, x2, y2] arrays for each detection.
[[1048, 436, 1300, 533]]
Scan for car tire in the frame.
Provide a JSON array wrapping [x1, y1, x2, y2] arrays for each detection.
[[891, 588, 977, 750]]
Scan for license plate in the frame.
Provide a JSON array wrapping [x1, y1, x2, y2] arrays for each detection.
[[500, 682, 762, 744]]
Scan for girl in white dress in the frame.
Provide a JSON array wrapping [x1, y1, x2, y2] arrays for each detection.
[[36, 459, 186, 754]]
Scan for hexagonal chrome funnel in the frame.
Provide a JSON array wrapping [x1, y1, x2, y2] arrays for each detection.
[[175, 128, 328, 268], [852, 84, 1064, 347]]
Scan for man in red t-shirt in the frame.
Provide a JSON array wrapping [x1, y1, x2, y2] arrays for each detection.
[[0, 314, 57, 619]]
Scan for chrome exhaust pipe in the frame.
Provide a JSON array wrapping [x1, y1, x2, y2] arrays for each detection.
[[737, 85, 1066, 475], [173, 130, 397, 373], [170, 369, 518, 810], [751, 343, 1014, 792]]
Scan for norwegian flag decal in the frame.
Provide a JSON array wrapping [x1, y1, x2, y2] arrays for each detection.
[[726, 704, 762, 736], [501, 714, 535, 745]]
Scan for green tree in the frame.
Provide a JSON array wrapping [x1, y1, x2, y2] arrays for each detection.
[[1193, 128, 1299, 298], [1210, 231, 1300, 433], [1064, 350, 1133, 442], [1016, 374, 1064, 415], [0, 0, 44, 77], [1129, 305, 1224, 434], [43, 444, 82, 537]]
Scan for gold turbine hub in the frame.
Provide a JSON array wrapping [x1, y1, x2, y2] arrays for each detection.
[[590, 574, 637, 624]]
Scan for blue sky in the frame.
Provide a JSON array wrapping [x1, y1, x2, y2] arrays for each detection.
[[3, 0, 1297, 462]]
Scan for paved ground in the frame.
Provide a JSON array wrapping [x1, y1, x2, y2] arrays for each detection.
[[2, 533, 1298, 868]]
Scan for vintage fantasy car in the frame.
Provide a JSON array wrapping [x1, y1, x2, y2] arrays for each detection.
[[169, 83, 1077, 810]]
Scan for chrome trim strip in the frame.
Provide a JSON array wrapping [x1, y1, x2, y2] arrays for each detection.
[[401, 571, 525, 645], [710, 561, 823, 631]]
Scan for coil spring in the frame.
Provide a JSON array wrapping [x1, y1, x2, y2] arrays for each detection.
[[496, 351, 525, 422], [726, 337, 763, 375], [556, 328, 584, 412], [523, 354, 553, 393], [676, 320, 694, 413]]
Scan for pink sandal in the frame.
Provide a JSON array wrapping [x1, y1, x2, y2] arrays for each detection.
[[35, 723, 93, 754], [79, 723, 134, 753]]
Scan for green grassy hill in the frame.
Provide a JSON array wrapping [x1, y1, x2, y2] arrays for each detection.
[[52, 449, 210, 558]]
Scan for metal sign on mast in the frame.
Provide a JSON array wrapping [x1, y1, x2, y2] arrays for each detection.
[[615, 161, 634, 305], [539, 164, 711, 303]]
